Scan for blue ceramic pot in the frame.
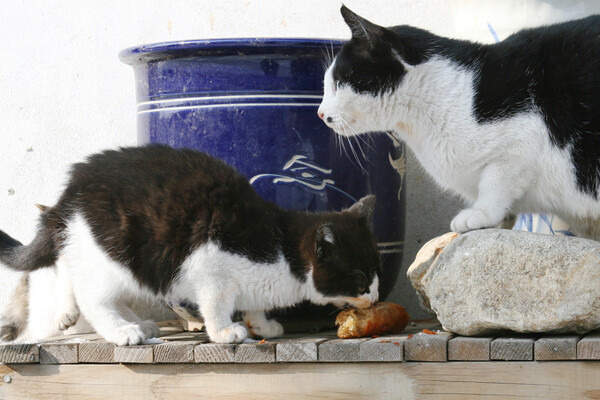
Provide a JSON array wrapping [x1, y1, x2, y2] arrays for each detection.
[[119, 38, 405, 301]]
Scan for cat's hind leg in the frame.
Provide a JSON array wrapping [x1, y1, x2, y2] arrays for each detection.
[[54, 258, 80, 331], [243, 311, 284, 339], [0, 274, 29, 341], [64, 215, 155, 346]]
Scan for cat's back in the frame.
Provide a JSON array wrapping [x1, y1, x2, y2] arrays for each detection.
[[501, 15, 600, 47], [71, 145, 244, 191], [65, 145, 259, 207]]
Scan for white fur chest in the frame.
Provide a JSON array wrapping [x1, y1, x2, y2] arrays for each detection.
[[170, 243, 311, 312], [389, 58, 548, 203]]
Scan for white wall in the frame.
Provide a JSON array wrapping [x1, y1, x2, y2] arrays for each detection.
[[1, 0, 599, 318]]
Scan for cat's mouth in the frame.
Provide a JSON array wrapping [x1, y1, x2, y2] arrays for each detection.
[[318, 112, 359, 137], [344, 296, 374, 309]]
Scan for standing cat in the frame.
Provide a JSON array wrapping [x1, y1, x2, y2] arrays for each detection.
[[318, 6, 600, 239], [0, 145, 380, 345]]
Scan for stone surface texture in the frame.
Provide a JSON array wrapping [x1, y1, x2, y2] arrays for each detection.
[[407, 229, 600, 336]]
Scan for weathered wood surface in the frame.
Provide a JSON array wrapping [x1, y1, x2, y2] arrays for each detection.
[[78, 341, 116, 364], [39, 343, 78, 364], [0, 344, 38, 364], [534, 336, 579, 361], [194, 343, 236, 363], [0, 319, 594, 365], [404, 330, 454, 361], [318, 338, 368, 362], [491, 336, 536, 361], [359, 336, 405, 362], [448, 336, 493, 361], [2, 362, 600, 400], [577, 333, 600, 360], [276, 338, 327, 362], [114, 345, 154, 364]]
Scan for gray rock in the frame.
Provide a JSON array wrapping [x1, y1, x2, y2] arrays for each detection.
[[407, 229, 600, 335]]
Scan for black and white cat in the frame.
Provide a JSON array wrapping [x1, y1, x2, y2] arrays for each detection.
[[319, 6, 600, 240], [0, 145, 380, 345]]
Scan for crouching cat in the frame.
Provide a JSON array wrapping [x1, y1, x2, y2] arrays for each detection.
[[318, 6, 600, 240], [0, 145, 380, 345]]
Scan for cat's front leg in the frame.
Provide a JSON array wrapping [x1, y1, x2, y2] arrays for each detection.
[[197, 290, 247, 344], [451, 163, 529, 233], [243, 311, 284, 339]]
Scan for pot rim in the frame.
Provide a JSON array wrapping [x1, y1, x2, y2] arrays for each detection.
[[119, 37, 346, 66]]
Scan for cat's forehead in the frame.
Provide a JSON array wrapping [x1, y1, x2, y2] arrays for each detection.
[[331, 40, 406, 96]]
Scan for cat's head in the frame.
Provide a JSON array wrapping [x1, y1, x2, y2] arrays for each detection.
[[307, 194, 381, 309], [318, 6, 413, 136]]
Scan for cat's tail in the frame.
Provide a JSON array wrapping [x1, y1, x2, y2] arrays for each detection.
[[0, 227, 59, 271]]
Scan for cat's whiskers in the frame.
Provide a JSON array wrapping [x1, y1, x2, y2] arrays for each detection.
[[339, 117, 369, 174], [328, 304, 353, 315]]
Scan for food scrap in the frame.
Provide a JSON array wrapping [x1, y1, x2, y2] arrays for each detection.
[[422, 329, 437, 335], [258, 338, 266, 344], [335, 302, 410, 339]]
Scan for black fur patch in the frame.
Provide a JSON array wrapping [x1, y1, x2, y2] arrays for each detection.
[[336, 7, 600, 196]]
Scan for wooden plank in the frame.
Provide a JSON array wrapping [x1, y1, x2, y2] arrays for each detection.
[[78, 341, 116, 364], [235, 342, 276, 363], [318, 339, 368, 362], [194, 343, 236, 363], [359, 336, 404, 362], [37, 332, 100, 344], [154, 342, 200, 363], [577, 333, 600, 360], [39, 343, 78, 364], [276, 338, 326, 362], [159, 331, 210, 342], [491, 337, 535, 361], [448, 337, 492, 361], [0, 344, 39, 364], [4, 362, 600, 400], [404, 331, 453, 362], [114, 345, 154, 364], [535, 336, 579, 361]]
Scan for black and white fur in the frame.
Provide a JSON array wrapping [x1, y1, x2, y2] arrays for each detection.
[[318, 6, 600, 239], [0, 145, 380, 345]]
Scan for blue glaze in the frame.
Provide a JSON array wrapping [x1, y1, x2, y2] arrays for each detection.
[[120, 38, 405, 300]]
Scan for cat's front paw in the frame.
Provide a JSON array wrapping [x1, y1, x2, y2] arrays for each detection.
[[451, 208, 497, 233], [247, 319, 284, 339], [108, 324, 146, 346], [209, 322, 248, 344], [57, 309, 80, 331]]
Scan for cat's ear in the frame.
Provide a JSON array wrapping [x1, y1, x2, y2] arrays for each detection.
[[340, 5, 384, 43], [344, 194, 376, 222], [315, 224, 335, 259]]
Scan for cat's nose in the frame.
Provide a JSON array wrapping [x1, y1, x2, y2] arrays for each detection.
[[317, 111, 324, 120]]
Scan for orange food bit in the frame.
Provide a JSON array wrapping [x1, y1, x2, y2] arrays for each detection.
[[393, 342, 400, 346], [379, 340, 391, 343], [422, 329, 437, 335], [407, 334, 414, 339], [258, 339, 266, 344]]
